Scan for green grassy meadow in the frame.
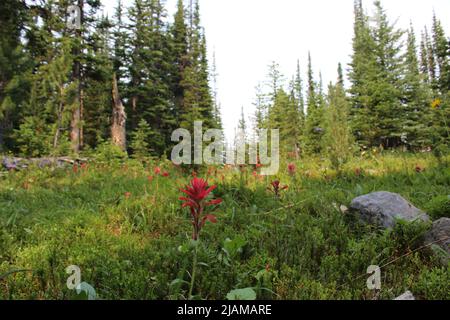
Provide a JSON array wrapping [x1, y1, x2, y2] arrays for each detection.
[[0, 152, 449, 300]]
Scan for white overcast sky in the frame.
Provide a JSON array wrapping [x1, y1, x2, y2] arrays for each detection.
[[101, 0, 450, 141]]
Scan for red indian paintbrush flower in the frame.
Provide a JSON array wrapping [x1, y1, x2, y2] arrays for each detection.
[[287, 163, 296, 176], [154, 167, 161, 175], [180, 178, 222, 241], [268, 180, 288, 197]]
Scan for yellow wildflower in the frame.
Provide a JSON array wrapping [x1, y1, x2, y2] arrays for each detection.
[[431, 98, 441, 109]]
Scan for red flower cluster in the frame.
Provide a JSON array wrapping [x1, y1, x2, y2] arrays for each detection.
[[153, 166, 169, 177], [287, 163, 296, 176], [268, 180, 288, 197], [73, 162, 88, 174], [180, 178, 222, 240]]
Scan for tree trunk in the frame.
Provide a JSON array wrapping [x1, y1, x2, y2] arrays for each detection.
[[111, 73, 127, 151], [53, 87, 65, 149], [70, 91, 82, 153], [70, 0, 84, 153]]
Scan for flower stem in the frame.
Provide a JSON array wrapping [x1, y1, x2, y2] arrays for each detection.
[[188, 241, 198, 300]]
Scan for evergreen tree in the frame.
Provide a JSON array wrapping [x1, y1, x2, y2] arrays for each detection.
[[267, 61, 284, 101], [371, 0, 406, 148], [127, 0, 175, 155], [294, 59, 305, 130], [323, 67, 354, 171], [198, 32, 215, 129], [403, 25, 433, 149], [210, 51, 223, 131], [419, 31, 431, 84], [170, 0, 189, 126], [432, 13, 450, 94], [285, 82, 303, 157], [130, 118, 152, 159], [112, 0, 130, 93], [0, 0, 32, 151], [349, 0, 407, 149], [424, 27, 438, 89], [237, 106, 247, 140], [337, 62, 344, 87], [69, 0, 104, 153], [83, 15, 115, 149], [179, 0, 215, 132], [348, 0, 378, 148], [304, 53, 324, 154], [252, 83, 268, 138]]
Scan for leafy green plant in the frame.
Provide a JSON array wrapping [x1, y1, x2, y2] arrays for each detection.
[[425, 195, 450, 219], [219, 236, 247, 266], [226, 288, 257, 300]]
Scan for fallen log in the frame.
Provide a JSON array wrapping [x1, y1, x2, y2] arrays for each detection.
[[1, 156, 89, 171]]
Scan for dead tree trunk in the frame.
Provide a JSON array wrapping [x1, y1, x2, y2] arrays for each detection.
[[70, 0, 84, 153], [111, 73, 127, 151]]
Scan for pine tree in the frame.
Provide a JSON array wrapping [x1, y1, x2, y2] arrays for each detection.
[[179, 0, 216, 132], [432, 13, 450, 94], [198, 32, 215, 129], [237, 106, 247, 140], [127, 0, 175, 155], [424, 27, 437, 89], [14, 0, 84, 155], [304, 52, 324, 154], [252, 83, 268, 139], [112, 0, 130, 93], [337, 62, 344, 87], [286, 82, 303, 157], [294, 59, 305, 130], [419, 31, 431, 84], [170, 0, 189, 126], [403, 25, 433, 149], [127, 0, 148, 128], [83, 15, 115, 149], [210, 51, 223, 131], [267, 61, 284, 102], [430, 14, 450, 156], [26, 40, 75, 155], [349, 0, 408, 149], [348, 0, 378, 148], [371, 0, 406, 148], [0, 0, 32, 152], [323, 67, 354, 171], [130, 118, 152, 159]]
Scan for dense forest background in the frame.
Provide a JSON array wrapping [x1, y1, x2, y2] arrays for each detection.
[[0, 0, 449, 161]]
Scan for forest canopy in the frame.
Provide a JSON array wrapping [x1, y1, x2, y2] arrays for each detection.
[[0, 0, 449, 159]]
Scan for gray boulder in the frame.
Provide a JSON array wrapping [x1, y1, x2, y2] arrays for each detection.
[[425, 218, 450, 256], [350, 191, 430, 228], [2, 157, 19, 171]]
